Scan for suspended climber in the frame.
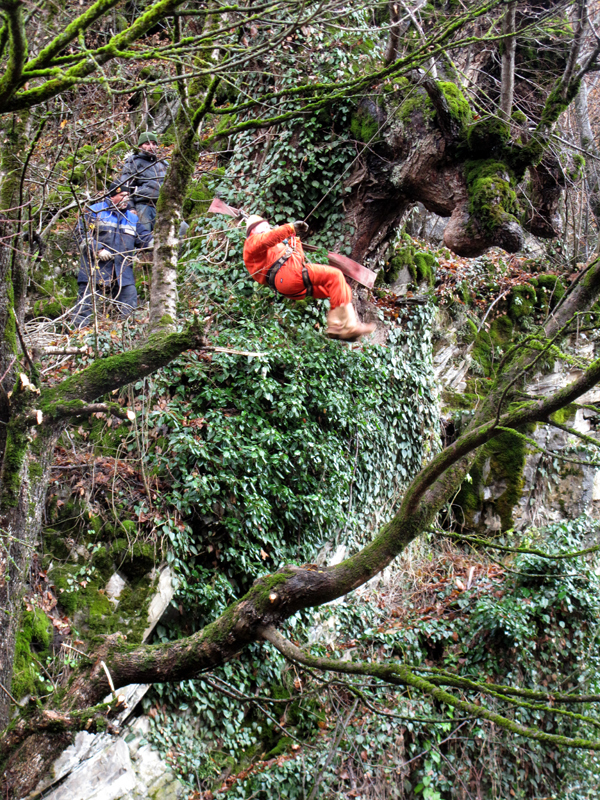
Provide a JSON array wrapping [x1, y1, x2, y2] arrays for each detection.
[[242, 216, 375, 341]]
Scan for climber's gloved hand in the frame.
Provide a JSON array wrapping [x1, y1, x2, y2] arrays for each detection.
[[292, 220, 309, 236], [97, 248, 113, 261]]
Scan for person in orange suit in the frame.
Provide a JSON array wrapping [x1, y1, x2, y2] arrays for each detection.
[[242, 215, 375, 341]]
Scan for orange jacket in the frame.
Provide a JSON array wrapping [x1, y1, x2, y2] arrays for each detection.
[[242, 223, 304, 285]]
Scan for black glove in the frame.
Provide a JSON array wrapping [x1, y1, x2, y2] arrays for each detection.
[[293, 220, 309, 236]]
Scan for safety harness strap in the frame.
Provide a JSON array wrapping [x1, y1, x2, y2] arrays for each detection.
[[266, 243, 313, 298], [267, 248, 293, 290], [302, 265, 313, 297]]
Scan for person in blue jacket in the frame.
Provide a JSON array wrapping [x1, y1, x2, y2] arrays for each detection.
[[73, 181, 152, 328]]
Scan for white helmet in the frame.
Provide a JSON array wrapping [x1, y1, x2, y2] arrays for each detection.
[[245, 215, 268, 236]]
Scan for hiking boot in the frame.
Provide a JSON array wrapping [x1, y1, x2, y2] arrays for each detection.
[[325, 305, 347, 338], [326, 304, 375, 341]]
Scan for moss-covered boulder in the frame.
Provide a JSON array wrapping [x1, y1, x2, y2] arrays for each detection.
[[453, 428, 529, 531], [377, 236, 437, 287], [508, 284, 536, 321], [464, 159, 519, 235]]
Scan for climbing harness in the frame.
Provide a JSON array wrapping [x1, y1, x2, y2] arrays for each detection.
[[266, 237, 313, 298]]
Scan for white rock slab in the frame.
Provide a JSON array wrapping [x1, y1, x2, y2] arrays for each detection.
[[143, 565, 174, 640], [46, 738, 136, 800], [593, 471, 600, 502], [105, 572, 127, 606]]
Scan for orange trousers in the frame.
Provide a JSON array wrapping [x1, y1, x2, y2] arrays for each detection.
[[273, 261, 352, 309]]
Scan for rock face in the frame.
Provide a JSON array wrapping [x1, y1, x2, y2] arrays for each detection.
[[512, 356, 600, 531], [435, 313, 600, 533], [30, 566, 183, 800], [43, 718, 184, 800]]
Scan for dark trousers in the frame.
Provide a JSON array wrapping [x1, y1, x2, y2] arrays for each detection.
[[72, 282, 138, 328], [135, 202, 156, 230], [135, 202, 189, 239]]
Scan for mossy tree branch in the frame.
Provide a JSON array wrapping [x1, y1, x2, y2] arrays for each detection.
[[0, 698, 116, 762], [22, 0, 121, 75], [0, 0, 27, 109], [2, 0, 191, 112], [37, 321, 206, 414], [259, 628, 600, 750], [25, 401, 134, 426]]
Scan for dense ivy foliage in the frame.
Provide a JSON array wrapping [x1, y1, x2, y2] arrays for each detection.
[[149, 221, 438, 625]]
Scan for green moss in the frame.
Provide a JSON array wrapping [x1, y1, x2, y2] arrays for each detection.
[[44, 528, 70, 560], [397, 90, 435, 125], [29, 461, 43, 479], [569, 153, 585, 181], [472, 325, 494, 374], [412, 252, 436, 286], [265, 736, 292, 758], [4, 276, 17, 354], [464, 159, 519, 234], [471, 314, 513, 376], [12, 608, 53, 700], [454, 427, 529, 531], [529, 274, 565, 313], [113, 537, 157, 580], [86, 590, 113, 629], [467, 118, 510, 156], [453, 458, 484, 528], [33, 298, 63, 319], [107, 579, 153, 643], [511, 110, 527, 124], [488, 428, 529, 529], [378, 238, 437, 286], [458, 318, 478, 344], [489, 314, 514, 344], [438, 81, 472, 128], [508, 285, 536, 321], [91, 545, 114, 580], [540, 82, 580, 129], [182, 175, 214, 220], [49, 552, 156, 643], [349, 107, 379, 143], [3, 423, 29, 507], [550, 404, 577, 425], [440, 390, 481, 411]]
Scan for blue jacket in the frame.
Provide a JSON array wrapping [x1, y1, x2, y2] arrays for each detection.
[[76, 200, 151, 287]]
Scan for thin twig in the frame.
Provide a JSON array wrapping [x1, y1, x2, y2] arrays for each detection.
[[12, 308, 37, 380], [100, 660, 116, 700], [0, 681, 21, 706]]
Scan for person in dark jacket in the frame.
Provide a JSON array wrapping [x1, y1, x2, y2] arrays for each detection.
[[119, 131, 168, 231], [73, 182, 152, 328]]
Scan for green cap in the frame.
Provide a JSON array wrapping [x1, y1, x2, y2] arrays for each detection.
[[138, 131, 158, 146]]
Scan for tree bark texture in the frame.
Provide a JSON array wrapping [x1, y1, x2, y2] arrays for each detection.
[[500, 1, 517, 120], [575, 78, 600, 229], [149, 77, 220, 330]]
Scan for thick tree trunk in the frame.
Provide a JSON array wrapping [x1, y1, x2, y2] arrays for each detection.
[[500, 1, 517, 120], [575, 77, 600, 229], [149, 77, 220, 330], [0, 110, 34, 730], [0, 426, 61, 729]]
